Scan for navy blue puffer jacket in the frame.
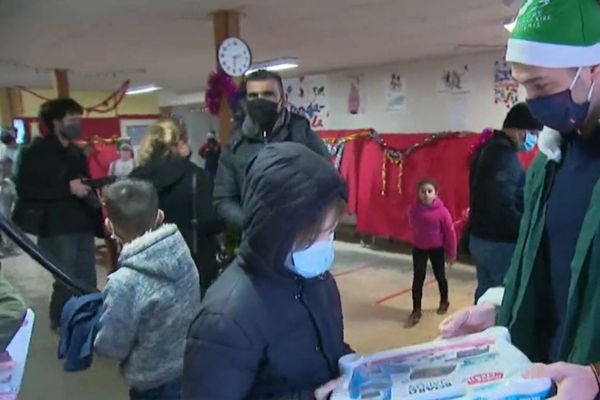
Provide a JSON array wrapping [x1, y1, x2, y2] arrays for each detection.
[[183, 142, 350, 400]]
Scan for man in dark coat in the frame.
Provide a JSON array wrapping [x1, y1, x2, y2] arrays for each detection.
[[183, 142, 351, 399], [469, 102, 542, 302], [16, 98, 99, 330], [213, 69, 330, 228]]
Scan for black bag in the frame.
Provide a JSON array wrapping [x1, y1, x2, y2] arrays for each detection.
[[12, 199, 45, 236]]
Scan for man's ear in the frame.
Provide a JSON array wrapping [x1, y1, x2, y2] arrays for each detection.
[[155, 210, 165, 227]]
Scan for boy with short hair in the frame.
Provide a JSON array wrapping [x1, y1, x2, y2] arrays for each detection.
[[94, 179, 200, 400]]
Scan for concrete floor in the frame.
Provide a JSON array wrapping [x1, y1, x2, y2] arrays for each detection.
[[1, 240, 476, 399]]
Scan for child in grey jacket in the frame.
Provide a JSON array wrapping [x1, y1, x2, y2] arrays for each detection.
[[94, 179, 200, 400]]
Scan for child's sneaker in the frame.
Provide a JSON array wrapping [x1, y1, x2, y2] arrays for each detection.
[[406, 310, 422, 327], [437, 301, 450, 315]]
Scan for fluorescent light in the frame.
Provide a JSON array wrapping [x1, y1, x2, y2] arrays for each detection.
[[126, 84, 162, 95], [245, 58, 299, 75]]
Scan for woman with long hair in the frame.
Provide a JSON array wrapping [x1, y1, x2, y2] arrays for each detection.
[[131, 119, 223, 294]]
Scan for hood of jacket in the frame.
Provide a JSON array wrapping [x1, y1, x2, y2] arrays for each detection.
[[238, 142, 347, 279], [118, 223, 191, 283]]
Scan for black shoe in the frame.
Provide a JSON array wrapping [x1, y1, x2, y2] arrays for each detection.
[[406, 310, 422, 327], [437, 301, 450, 315]]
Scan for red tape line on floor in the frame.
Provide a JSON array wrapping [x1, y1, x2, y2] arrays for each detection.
[[375, 278, 436, 305]]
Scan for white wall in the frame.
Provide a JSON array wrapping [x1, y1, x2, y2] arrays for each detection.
[[318, 51, 525, 133]]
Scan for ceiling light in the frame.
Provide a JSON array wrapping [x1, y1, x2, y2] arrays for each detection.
[[245, 58, 299, 75], [126, 84, 162, 95]]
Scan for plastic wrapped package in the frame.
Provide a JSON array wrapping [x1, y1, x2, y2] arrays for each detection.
[[331, 327, 552, 400]]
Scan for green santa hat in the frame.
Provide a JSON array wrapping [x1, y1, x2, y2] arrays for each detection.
[[506, 0, 600, 68]]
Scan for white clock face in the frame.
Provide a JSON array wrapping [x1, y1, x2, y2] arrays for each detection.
[[218, 37, 252, 77]]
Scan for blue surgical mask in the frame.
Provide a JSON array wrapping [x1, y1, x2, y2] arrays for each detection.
[[527, 67, 595, 133], [520, 131, 537, 152], [290, 235, 335, 279]]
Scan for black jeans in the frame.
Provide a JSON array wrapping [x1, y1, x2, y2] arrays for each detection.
[[130, 378, 181, 400], [412, 247, 448, 311]]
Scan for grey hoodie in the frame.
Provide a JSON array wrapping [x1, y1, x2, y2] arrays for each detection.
[[94, 223, 200, 390]]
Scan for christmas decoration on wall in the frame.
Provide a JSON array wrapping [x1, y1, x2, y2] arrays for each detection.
[[205, 70, 239, 116], [494, 59, 519, 108], [18, 81, 131, 115], [323, 130, 467, 196]]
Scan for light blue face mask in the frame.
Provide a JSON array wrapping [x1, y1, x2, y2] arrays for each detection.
[[290, 234, 335, 279], [520, 131, 538, 152]]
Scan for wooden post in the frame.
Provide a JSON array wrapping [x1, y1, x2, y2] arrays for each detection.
[[212, 10, 241, 144], [53, 69, 70, 98]]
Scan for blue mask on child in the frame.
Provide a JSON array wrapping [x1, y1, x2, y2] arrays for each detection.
[[290, 235, 335, 279], [520, 131, 537, 152]]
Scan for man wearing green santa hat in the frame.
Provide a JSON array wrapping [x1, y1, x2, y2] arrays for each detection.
[[439, 0, 600, 398]]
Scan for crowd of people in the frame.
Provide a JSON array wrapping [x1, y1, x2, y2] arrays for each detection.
[[0, 0, 598, 399]]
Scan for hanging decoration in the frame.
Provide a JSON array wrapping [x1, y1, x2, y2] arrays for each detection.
[[18, 80, 130, 115], [73, 135, 122, 148], [323, 130, 466, 196], [205, 70, 239, 116]]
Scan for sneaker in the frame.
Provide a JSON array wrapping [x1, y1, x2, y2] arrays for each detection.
[[437, 301, 450, 315], [406, 310, 422, 327]]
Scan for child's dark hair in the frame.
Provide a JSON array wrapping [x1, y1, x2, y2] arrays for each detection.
[[105, 179, 159, 238], [417, 178, 439, 192], [38, 98, 84, 134]]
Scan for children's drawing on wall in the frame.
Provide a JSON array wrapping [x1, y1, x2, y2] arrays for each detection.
[[347, 74, 365, 115], [385, 73, 406, 112], [494, 59, 519, 108], [438, 65, 470, 94], [284, 75, 330, 129]]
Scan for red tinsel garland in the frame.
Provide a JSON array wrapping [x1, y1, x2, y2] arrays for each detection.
[[205, 70, 238, 116]]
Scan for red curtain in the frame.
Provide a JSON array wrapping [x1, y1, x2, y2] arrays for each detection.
[[319, 130, 537, 243]]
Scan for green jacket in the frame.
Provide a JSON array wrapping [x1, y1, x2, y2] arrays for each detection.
[[498, 148, 600, 364]]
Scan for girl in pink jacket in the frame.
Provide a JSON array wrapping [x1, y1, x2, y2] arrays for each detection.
[[407, 179, 457, 327]]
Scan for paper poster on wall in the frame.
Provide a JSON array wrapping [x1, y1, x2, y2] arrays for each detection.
[[438, 65, 470, 95], [385, 73, 406, 112], [347, 74, 366, 115], [284, 75, 330, 129], [494, 59, 519, 108], [449, 93, 468, 131]]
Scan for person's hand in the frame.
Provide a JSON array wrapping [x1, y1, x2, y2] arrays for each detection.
[[314, 378, 341, 400], [69, 179, 91, 198], [446, 258, 456, 267], [438, 303, 497, 339], [524, 362, 599, 400]]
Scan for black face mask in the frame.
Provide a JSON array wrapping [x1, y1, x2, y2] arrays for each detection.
[[247, 99, 280, 131]]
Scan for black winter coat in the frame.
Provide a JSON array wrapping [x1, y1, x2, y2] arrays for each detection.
[[183, 142, 351, 400], [16, 133, 98, 237], [213, 110, 330, 228], [469, 131, 525, 243], [131, 157, 223, 290]]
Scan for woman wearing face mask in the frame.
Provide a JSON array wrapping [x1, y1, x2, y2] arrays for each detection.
[[467, 102, 542, 303], [130, 119, 223, 294], [183, 142, 351, 400]]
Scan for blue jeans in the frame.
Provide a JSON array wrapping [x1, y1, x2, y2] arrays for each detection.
[[469, 234, 516, 303], [130, 378, 181, 400], [38, 233, 97, 326]]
